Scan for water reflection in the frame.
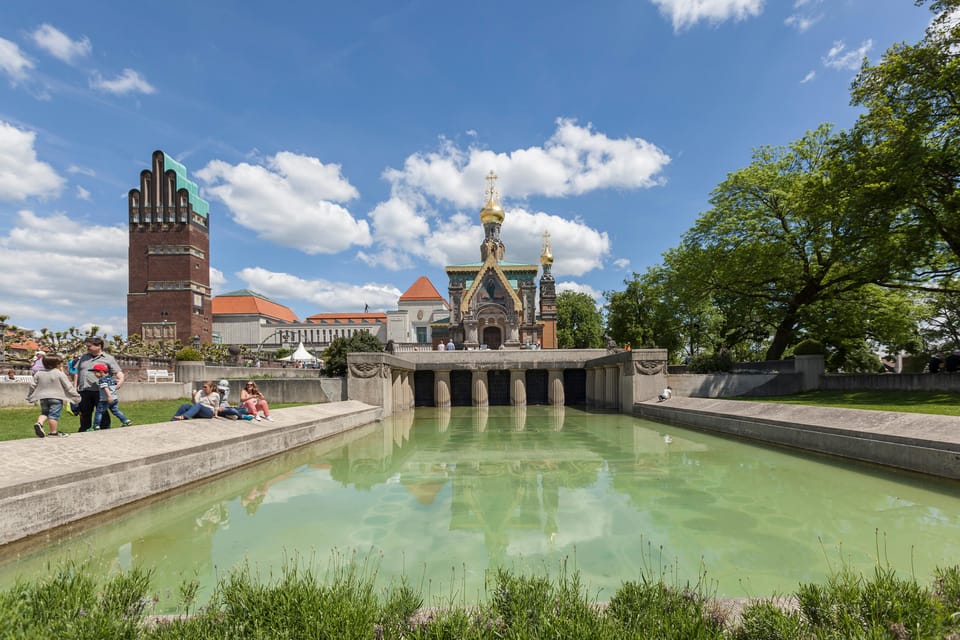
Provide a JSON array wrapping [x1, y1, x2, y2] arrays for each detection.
[[1, 406, 959, 611]]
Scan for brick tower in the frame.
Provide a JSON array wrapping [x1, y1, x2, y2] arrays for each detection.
[[127, 150, 212, 346]]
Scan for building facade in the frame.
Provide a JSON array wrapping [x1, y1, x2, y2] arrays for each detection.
[[127, 151, 213, 346]]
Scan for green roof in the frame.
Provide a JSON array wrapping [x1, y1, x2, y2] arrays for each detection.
[[164, 152, 209, 218], [220, 289, 279, 302]]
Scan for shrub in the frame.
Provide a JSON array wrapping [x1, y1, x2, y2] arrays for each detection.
[[792, 339, 824, 356], [174, 347, 202, 361], [688, 351, 734, 373]]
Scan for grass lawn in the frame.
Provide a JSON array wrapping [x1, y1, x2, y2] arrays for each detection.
[[740, 390, 960, 416], [0, 399, 307, 442]]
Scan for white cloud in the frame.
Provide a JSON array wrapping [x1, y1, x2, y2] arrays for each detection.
[[196, 152, 371, 254], [650, 0, 764, 31], [30, 24, 92, 63], [613, 258, 631, 270], [0, 210, 127, 329], [0, 121, 65, 201], [67, 164, 96, 176], [800, 70, 816, 83], [76, 185, 91, 200], [90, 68, 156, 95], [785, 13, 820, 32], [237, 267, 401, 313], [0, 37, 34, 83], [210, 267, 226, 294], [823, 40, 873, 71], [383, 118, 670, 208], [557, 281, 604, 305]]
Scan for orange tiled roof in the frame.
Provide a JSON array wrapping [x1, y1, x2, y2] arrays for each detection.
[[400, 276, 446, 302], [305, 312, 387, 325], [212, 291, 299, 322]]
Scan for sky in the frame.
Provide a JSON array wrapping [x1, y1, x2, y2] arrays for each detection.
[[0, 0, 937, 337]]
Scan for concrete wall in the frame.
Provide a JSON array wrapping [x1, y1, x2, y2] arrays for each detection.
[[668, 372, 804, 398], [820, 372, 960, 392]]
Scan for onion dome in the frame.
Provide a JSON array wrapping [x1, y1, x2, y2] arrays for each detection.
[[480, 197, 505, 225]]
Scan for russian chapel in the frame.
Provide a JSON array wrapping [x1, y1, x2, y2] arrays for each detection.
[[446, 172, 557, 349]]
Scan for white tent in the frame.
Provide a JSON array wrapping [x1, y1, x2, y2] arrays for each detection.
[[279, 342, 322, 366]]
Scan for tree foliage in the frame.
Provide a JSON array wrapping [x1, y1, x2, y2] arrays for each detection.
[[556, 291, 604, 349], [322, 331, 384, 376], [850, 0, 960, 276], [673, 125, 913, 361]]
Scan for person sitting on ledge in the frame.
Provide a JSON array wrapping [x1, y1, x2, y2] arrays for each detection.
[[657, 386, 673, 402], [171, 381, 220, 421], [214, 379, 253, 420]]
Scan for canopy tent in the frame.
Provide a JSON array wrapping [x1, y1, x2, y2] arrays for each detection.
[[278, 342, 322, 366]]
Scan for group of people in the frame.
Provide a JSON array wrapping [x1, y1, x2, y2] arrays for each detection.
[[171, 379, 272, 422], [19, 336, 274, 438], [23, 337, 130, 438]]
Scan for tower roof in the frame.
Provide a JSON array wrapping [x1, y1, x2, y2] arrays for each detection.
[[212, 290, 298, 322], [479, 170, 504, 225], [399, 276, 446, 302], [162, 152, 209, 217]]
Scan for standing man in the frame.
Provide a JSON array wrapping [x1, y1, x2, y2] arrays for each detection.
[[74, 337, 124, 432]]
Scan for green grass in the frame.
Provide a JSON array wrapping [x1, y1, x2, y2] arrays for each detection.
[[737, 390, 960, 416], [0, 399, 307, 442], [1, 559, 958, 639]]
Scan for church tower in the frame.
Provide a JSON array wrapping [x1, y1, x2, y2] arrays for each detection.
[[478, 170, 505, 262], [127, 150, 212, 346], [539, 231, 558, 349]]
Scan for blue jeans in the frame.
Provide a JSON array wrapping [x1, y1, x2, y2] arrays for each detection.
[[172, 403, 214, 420], [95, 400, 129, 428]]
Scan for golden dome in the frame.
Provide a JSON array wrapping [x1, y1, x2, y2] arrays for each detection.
[[480, 197, 504, 225], [540, 230, 553, 265]]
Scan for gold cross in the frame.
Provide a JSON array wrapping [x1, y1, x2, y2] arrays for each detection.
[[485, 170, 498, 201]]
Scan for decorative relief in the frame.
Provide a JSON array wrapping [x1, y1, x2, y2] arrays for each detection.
[[635, 360, 665, 376], [349, 362, 385, 379]]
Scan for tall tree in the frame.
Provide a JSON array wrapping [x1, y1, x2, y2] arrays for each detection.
[[556, 291, 604, 349], [681, 125, 911, 360], [850, 0, 960, 275]]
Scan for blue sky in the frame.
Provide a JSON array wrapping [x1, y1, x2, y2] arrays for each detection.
[[0, 0, 936, 337]]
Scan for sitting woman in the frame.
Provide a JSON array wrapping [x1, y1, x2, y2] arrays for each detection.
[[240, 381, 273, 421], [171, 381, 220, 420]]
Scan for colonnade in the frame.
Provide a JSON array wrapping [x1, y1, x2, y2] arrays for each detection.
[[347, 349, 667, 417], [431, 368, 567, 407]]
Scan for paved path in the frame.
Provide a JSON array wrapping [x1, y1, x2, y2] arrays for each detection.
[[637, 397, 960, 480], [0, 401, 382, 545]]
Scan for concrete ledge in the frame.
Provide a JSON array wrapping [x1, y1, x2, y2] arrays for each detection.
[[0, 401, 382, 546], [635, 398, 960, 480]]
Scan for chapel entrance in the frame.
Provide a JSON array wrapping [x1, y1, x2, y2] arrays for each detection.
[[482, 326, 502, 349]]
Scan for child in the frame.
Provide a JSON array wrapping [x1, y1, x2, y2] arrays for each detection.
[[25, 355, 81, 438], [215, 379, 253, 420], [657, 386, 673, 402], [92, 363, 132, 429]]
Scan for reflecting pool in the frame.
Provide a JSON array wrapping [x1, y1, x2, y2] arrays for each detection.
[[1, 406, 958, 611]]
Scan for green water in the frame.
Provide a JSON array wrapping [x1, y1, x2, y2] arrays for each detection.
[[1, 406, 958, 611]]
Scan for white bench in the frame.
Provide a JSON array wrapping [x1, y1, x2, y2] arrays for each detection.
[[13, 375, 34, 384], [146, 369, 175, 383]]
